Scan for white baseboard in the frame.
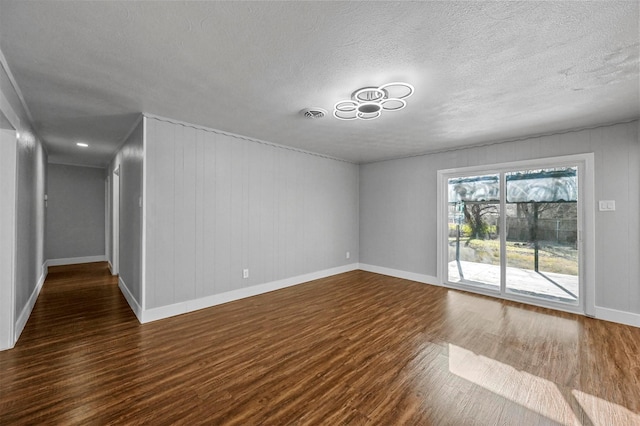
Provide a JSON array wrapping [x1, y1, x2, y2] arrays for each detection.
[[108, 261, 114, 275], [140, 263, 359, 323], [358, 263, 440, 286], [46, 255, 107, 266], [14, 262, 47, 343], [118, 277, 143, 322], [595, 307, 640, 328]]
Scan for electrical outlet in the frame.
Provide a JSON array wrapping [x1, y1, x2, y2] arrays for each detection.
[[346, 251, 350, 259], [242, 269, 249, 279]]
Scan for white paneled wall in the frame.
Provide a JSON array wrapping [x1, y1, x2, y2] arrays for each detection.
[[1, 54, 48, 350], [13, 131, 47, 341], [144, 117, 359, 311], [0, 128, 17, 350], [108, 118, 144, 306], [360, 121, 640, 321]]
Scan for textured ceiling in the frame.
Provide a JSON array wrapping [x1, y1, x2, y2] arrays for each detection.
[[0, 1, 638, 167]]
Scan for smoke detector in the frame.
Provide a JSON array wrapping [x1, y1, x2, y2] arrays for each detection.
[[300, 108, 327, 119]]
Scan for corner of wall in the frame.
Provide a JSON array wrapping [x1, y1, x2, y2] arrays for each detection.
[[14, 261, 47, 343], [118, 276, 143, 323]]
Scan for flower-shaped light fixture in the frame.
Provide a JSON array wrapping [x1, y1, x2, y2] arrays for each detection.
[[334, 82, 414, 120]]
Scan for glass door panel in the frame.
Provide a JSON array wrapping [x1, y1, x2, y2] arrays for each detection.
[[447, 174, 501, 291], [504, 167, 579, 304]]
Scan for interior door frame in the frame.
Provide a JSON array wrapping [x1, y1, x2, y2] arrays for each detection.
[[112, 166, 120, 276], [437, 153, 595, 316]]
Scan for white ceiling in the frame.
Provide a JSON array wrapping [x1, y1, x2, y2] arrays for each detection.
[[0, 1, 638, 167]]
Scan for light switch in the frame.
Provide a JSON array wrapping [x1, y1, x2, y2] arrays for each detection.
[[599, 200, 616, 211]]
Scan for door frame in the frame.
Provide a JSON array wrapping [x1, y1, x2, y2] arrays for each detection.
[[437, 153, 595, 316], [112, 166, 120, 276]]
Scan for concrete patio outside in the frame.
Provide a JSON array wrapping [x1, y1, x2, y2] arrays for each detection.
[[448, 260, 578, 303]]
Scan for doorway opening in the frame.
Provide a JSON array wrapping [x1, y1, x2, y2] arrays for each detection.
[[112, 167, 120, 276]]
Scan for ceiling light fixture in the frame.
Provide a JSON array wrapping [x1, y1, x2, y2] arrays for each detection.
[[76, 142, 89, 147], [334, 82, 414, 120]]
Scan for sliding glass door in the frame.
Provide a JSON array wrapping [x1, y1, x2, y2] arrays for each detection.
[[447, 174, 501, 291], [504, 168, 579, 303], [440, 156, 590, 312]]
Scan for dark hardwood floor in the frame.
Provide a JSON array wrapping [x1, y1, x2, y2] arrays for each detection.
[[1, 262, 639, 425]]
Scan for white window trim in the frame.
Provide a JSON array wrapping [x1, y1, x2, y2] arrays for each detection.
[[437, 153, 595, 317]]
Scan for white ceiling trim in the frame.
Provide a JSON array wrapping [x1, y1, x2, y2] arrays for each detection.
[[144, 113, 357, 164], [363, 118, 640, 165], [0, 47, 34, 127], [0, 88, 19, 131], [47, 160, 107, 170]]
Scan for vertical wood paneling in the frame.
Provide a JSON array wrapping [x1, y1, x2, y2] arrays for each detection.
[[154, 120, 177, 307], [590, 127, 606, 307], [262, 145, 276, 283], [273, 148, 282, 280], [14, 135, 43, 315], [201, 130, 216, 296], [248, 142, 273, 285], [303, 156, 318, 273], [239, 139, 248, 286], [280, 150, 294, 278], [230, 139, 243, 290], [0, 129, 17, 349], [172, 125, 186, 301], [326, 161, 340, 268], [627, 123, 640, 314], [247, 143, 260, 285], [293, 153, 307, 276], [342, 161, 360, 265], [179, 125, 197, 302], [109, 120, 145, 305], [144, 118, 358, 309], [194, 128, 205, 298], [597, 125, 630, 311], [214, 134, 232, 294], [145, 120, 156, 309]]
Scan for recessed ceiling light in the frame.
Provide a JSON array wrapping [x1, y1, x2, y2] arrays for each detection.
[[76, 142, 89, 147], [334, 82, 414, 120]]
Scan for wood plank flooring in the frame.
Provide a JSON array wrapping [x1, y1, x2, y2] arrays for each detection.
[[1, 262, 639, 425]]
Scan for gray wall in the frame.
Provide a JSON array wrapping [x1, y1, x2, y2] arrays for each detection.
[[1, 55, 47, 350], [45, 164, 106, 260], [144, 117, 359, 309], [108, 118, 144, 304], [360, 121, 640, 315], [14, 123, 47, 322], [0, 127, 17, 349]]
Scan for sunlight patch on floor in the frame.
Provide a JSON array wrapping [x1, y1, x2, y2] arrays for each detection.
[[449, 343, 582, 425]]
